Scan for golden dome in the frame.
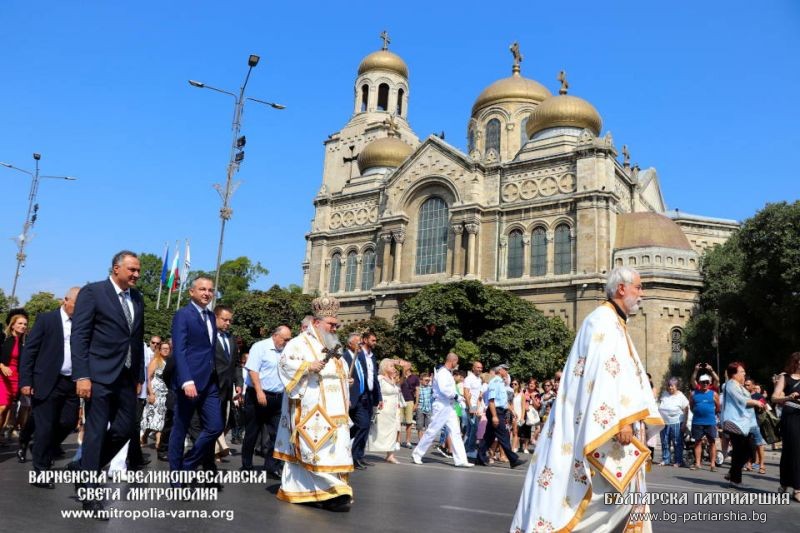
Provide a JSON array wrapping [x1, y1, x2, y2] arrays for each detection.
[[472, 72, 551, 115], [525, 71, 602, 138], [358, 50, 408, 78], [357, 136, 413, 173], [615, 212, 693, 251]]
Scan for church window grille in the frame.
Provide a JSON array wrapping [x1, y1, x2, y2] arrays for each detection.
[[554, 224, 572, 275], [415, 197, 449, 275], [361, 250, 376, 290], [396, 88, 404, 116], [531, 227, 547, 276], [344, 251, 358, 292], [507, 230, 524, 278], [329, 253, 342, 293], [670, 328, 683, 363], [485, 118, 500, 156], [361, 85, 369, 112], [377, 83, 390, 112]]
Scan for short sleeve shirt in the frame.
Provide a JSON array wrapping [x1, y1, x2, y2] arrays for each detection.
[[486, 376, 509, 409]]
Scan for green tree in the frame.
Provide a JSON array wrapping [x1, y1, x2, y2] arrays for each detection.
[[394, 280, 573, 378], [192, 256, 268, 305], [23, 291, 62, 329], [684, 201, 800, 384], [231, 285, 313, 350], [338, 317, 410, 361]]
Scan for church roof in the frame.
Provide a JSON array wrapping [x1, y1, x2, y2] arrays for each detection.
[[358, 50, 408, 78], [472, 72, 550, 115], [615, 212, 693, 251]]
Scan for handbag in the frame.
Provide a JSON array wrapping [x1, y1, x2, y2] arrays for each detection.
[[757, 409, 781, 444], [525, 405, 540, 426], [721, 381, 743, 435]]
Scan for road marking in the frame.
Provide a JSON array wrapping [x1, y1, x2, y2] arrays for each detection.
[[440, 505, 513, 517], [397, 460, 527, 478]]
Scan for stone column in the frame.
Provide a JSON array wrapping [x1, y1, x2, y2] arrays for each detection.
[[392, 230, 405, 283], [379, 233, 393, 283], [322, 259, 331, 293], [546, 230, 555, 277], [465, 223, 479, 276], [522, 235, 531, 277], [338, 255, 347, 292], [498, 236, 508, 280], [354, 254, 363, 292], [451, 223, 464, 277], [318, 240, 328, 293], [570, 227, 577, 275]]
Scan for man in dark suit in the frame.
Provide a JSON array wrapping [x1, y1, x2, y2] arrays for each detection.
[[19, 287, 82, 485], [168, 277, 223, 478], [71, 251, 145, 513], [189, 304, 242, 473], [342, 331, 382, 469]]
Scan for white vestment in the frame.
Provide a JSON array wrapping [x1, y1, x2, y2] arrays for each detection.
[[510, 303, 664, 533], [273, 329, 353, 503], [412, 365, 469, 466]]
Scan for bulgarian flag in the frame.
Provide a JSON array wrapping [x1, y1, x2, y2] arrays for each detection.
[[167, 243, 181, 293]]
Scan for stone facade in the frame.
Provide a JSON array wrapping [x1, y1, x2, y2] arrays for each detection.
[[301, 41, 739, 385]]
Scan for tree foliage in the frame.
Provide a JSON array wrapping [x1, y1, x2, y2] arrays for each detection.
[[394, 281, 573, 378], [192, 256, 269, 305], [230, 285, 312, 350], [22, 291, 62, 329], [338, 317, 410, 361], [684, 201, 800, 384]]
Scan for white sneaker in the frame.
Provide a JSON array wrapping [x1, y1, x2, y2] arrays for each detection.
[[455, 463, 474, 468], [412, 455, 423, 465], [523, 449, 530, 454]]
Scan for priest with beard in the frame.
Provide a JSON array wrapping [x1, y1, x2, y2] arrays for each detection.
[[510, 267, 663, 533], [272, 296, 353, 511]]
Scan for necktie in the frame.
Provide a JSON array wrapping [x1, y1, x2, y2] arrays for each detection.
[[202, 309, 213, 343], [355, 355, 365, 395], [220, 333, 231, 361], [119, 291, 133, 368]]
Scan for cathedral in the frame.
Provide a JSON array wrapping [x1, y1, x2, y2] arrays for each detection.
[[301, 35, 738, 382]]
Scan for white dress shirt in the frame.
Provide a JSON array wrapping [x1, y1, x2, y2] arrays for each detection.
[[109, 276, 134, 322], [59, 307, 73, 376], [364, 349, 375, 391]]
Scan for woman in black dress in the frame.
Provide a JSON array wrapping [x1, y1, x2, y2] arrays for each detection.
[[771, 352, 800, 502]]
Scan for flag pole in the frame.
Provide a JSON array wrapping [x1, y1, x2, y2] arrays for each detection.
[[176, 238, 190, 310], [166, 240, 179, 309], [156, 241, 168, 310]]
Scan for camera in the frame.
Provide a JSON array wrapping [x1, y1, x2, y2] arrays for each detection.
[[700, 363, 709, 369]]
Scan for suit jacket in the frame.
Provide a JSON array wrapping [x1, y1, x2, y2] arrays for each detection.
[[170, 302, 217, 393], [19, 308, 66, 400], [342, 349, 382, 407], [71, 279, 145, 386], [212, 332, 242, 402]]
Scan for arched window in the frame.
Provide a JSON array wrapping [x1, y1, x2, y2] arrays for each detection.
[[377, 83, 389, 111], [396, 88, 404, 115], [485, 118, 500, 156], [507, 230, 524, 278], [344, 251, 358, 292], [360, 84, 369, 112], [415, 197, 449, 275], [554, 224, 572, 275], [361, 249, 376, 290], [531, 227, 547, 276], [467, 129, 475, 154], [670, 328, 683, 363], [329, 253, 342, 293], [520, 117, 529, 147]]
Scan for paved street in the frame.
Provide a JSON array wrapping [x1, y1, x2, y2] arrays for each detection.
[[0, 437, 796, 532]]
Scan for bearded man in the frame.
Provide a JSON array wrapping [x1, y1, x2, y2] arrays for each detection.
[[273, 296, 353, 511], [510, 267, 664, 533]]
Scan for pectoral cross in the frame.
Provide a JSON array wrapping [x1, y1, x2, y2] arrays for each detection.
[[343, 145, 359, 182], [380, 30, 391, 51], [558, 70, 569, 95], [510, 41, 523, 73]]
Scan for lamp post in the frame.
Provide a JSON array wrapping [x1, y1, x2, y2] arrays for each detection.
[[0, 153, 76, 302], [189, 54, 285, 303]]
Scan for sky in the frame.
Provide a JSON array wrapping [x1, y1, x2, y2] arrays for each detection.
[[1, 1, 798, 304]]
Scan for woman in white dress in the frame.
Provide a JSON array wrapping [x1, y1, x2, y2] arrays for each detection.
[[367, 359, 406, 463]]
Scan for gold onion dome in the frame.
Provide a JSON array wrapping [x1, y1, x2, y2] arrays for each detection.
[[615, 212, 693, 251], [525, 71, 602, 138], [358, 50, 409, 78], [357, 136, 413, 173], [472, 72, 551, 115]]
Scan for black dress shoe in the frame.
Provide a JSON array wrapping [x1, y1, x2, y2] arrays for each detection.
[[360, 460, 375, 466], [510, 458, 527, 469], [353, 461, 367, 470], [157, 453, 169, 462], [33, 481, 56, 489], [128, 458, 152, 470], [321, 494, 352, 512]]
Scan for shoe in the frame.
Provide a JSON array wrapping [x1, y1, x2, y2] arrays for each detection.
[[267, 469, 282, 479], [16, 445, 27, 463], [523, 449, 530, 454], [157, 453, 169, 462], [474, 459, 489, 467], [510, 458, 527, 469], [31, 471, 55, 490], [321, 494, 352, 512], [361, 460, 375, 466], [128, 458, 151, 470], [435, 447, 452, 459], [411, 455, 423, 465], [353, 461, 367, 470], [455, 463, 474, 468]]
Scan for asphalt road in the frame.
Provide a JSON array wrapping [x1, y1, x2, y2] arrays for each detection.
[[0, 437, 796, 532]]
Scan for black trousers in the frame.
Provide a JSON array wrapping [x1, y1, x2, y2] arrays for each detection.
[[126, 397, 146, 465], [157, 407, 174, 456], [80, 369, 137, 475], [477, 407, 519, 465], [189, 392, 231, 471], [728, 431, 751, 484], [31, 375, 80, 471], [241, 388, 282, 470], [349, 396, 372, 462]]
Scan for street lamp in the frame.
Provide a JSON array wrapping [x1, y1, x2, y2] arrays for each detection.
[[189, 54, 285, 303], [0, 153, 77, 301]]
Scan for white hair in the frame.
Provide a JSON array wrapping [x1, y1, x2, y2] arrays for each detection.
[[605, 267, 639, 299]]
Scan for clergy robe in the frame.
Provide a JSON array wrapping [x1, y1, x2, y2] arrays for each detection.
[[510, 302, 664, 533], [273, 328, 353, 503]]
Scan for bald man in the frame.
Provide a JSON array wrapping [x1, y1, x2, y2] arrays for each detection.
[[20, 287, 83, 484]]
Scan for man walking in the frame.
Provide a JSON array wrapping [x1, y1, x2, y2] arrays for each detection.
[[476, 364, 525, 469], [463, 360, 483, 456], [345, 331, 382, 468]]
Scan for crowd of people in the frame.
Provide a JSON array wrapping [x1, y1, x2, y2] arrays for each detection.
[[1, 257, 799, 528]]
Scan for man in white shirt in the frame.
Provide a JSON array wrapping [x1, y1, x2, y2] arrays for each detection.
[[463, 360, 484, 455]]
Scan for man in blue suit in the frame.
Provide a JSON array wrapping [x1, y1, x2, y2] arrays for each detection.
[[71, 251, 145, 514], [168, 276, 223, 480], [20, 286, 82, 484], [342, 331, 382, 469]]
